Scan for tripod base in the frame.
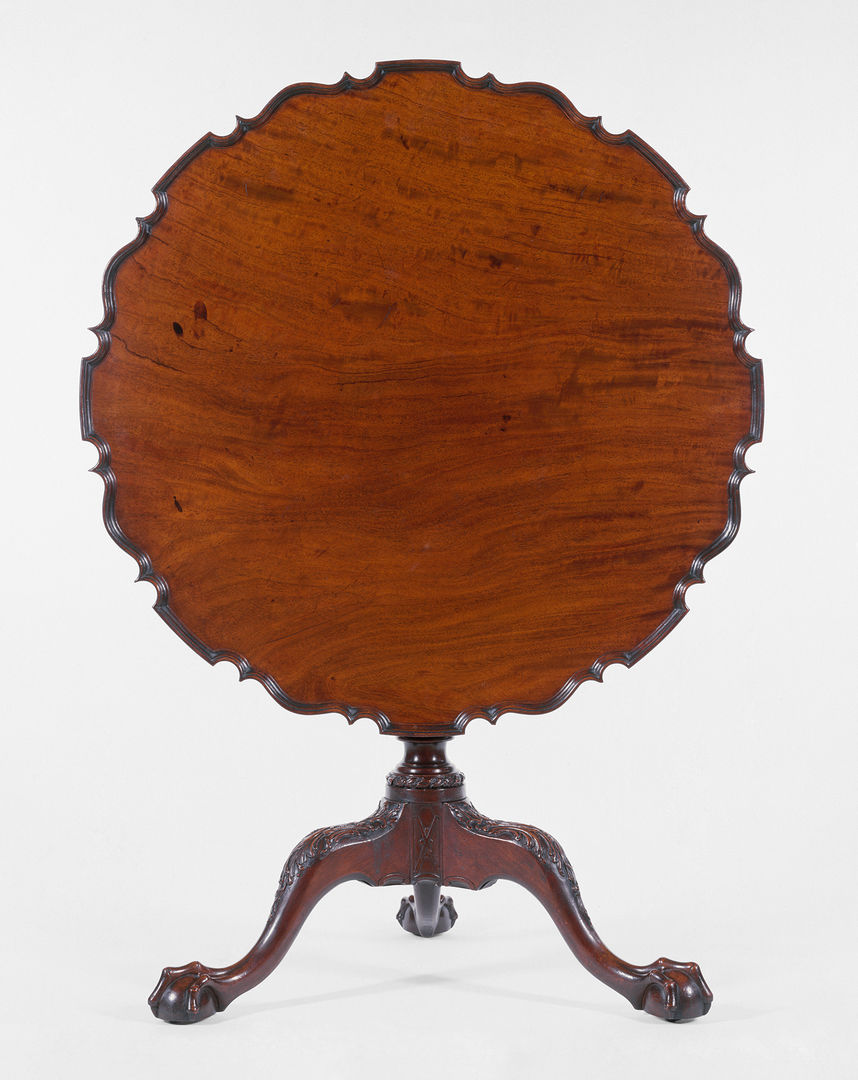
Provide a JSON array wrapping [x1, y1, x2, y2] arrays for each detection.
[[148, 739, 712, 1024]]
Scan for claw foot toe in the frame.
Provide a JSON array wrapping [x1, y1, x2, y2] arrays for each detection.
[[639, 958, 713, 1021], [148, 961, 223, 1024], [396, 894, 458, 936]]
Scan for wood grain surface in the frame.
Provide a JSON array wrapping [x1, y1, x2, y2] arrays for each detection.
[[83, 60, 762, 736]]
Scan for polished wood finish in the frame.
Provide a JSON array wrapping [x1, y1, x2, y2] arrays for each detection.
[[148, 741, 712, 1024], [82, 60, 761, 737], [83, 61, 762, 1024]]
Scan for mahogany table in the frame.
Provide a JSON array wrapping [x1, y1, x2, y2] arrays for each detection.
[[81, 60, 763, 1024]]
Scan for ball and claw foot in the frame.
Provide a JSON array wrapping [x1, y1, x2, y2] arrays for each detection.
[[148, 961, 224, 1024], [396, 894, 459, 937], [639, 958, 713, 1021]]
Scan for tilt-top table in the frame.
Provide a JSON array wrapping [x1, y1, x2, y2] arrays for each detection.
[[81, 59, 762, 1023]]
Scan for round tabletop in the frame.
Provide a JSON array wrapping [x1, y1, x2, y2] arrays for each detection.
[[82, 60, 762, 737]]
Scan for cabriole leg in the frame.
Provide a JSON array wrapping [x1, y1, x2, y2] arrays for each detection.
[[444, 800, 712, 1021], [149, 799, 409, 1023]]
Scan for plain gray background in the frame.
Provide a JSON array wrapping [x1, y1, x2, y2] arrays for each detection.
[[2, 0, 856, 1075]]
